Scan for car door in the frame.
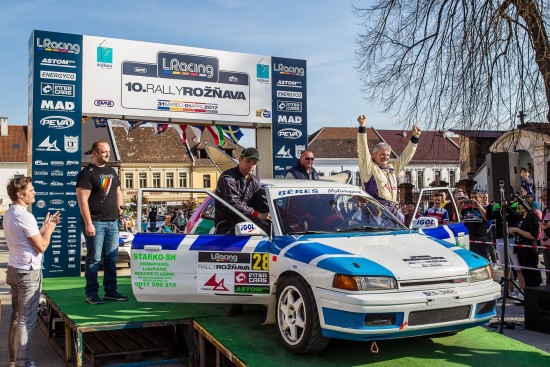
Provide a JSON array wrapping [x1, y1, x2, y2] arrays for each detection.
[[131, 189, 272, 305]]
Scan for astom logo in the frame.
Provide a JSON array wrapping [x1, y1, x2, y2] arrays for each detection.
[[158, 52, 218, 82], [278, 128, 302, 139], [40, 116, 74, 129]]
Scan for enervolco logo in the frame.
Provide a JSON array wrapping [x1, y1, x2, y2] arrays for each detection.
[[97, 41, 113, 63], [273, 63, 305, 76], [257, 62, 269, 79], [40, 116, 74, 129], [157, 52, 218, 82], [36, 38, 81, 54], [278, 128, 302, 139]]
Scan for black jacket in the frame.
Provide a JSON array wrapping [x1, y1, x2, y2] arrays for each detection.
[[286, 162, 319, 180], [214, 166, 264, 233]]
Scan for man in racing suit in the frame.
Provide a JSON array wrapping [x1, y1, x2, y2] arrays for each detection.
[[214, 147, 271, 316], [357, 115, 421, 213], [214, 147, 271, 234]]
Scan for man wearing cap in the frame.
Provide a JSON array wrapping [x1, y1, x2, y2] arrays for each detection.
[[214, 147, 271, 235], [357, 115, 421, 213], [285, 150, 319, 180], [214, 147, 271, 316]]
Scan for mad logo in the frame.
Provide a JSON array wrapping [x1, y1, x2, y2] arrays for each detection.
[[64, 136, 79, 153]]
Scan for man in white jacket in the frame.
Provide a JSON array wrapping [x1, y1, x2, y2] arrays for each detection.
[[357, 115, 421, 213]]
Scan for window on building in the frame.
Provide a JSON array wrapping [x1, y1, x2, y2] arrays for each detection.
[[152, 173, 161, 188], [449, 170, 456, 187], [417, 170, 424, 189], [179, 173, 187, 187], [139, 173, 147, 188], [165, 172, 174, 188], [405, 170, 412, 183], [125, 173, 134, 189], [434, 170, 442, 183], [203, 174, 211, 188]]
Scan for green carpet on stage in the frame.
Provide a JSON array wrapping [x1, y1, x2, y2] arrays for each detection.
[[43, 276, 550, 366]]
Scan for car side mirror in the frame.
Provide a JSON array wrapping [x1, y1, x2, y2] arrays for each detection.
[[411, 217, 438, 229], [235, 222, 264, 236]]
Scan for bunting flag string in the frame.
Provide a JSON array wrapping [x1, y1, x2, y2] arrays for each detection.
[[92, 117, 108, 128]]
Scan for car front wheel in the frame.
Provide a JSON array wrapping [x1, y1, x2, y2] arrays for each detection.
[[276, 276, 329, 354]]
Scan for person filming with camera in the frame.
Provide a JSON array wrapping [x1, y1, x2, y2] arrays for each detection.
[[507, 196, 543, 288]]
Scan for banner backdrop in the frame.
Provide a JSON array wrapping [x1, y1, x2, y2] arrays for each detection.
[[29, 30, 83, 277], [271, 57, 308, 178], [29, 30, 307, 276], [82, 36, 274, 125]]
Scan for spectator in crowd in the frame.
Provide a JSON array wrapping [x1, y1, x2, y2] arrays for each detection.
[[424, 193, 449, 225], [285, 150, 319, 180], [540, 189, 550, 285], [214, 147, 271, 316], [460, 191, 492, 260], [481, 192, 499, 270], [356, 114, 421, 214], [77, 140, 128, 304], [508, 196, 543, 288], [338, 202, 349, 219], [148, 207, 157, 232], [5, 177, 60, 367], [520, 167, 534, 197]]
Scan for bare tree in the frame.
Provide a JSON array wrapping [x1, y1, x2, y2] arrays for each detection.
[[355, 1, 550, 130]]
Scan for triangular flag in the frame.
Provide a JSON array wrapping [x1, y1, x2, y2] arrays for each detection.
[[222, 125, 244, 144], [128, 120, 147, 132], [206, 126, 225, 146], [154, 123, 169, 135], [92, 117, 108, 128]]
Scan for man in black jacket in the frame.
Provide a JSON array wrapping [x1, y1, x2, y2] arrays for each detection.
[[214, 147, 271, 234], [214, 147, 271, 316], [285, 150, 319, 180]]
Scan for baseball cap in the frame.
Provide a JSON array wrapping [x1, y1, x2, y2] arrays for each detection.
[[240, 147, 260, 160]]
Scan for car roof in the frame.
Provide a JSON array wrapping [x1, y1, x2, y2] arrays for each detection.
[[260, 179, 361, 190]]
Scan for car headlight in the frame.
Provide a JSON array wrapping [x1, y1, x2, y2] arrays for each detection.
[[333, 275, 397, 291], [468, 266, 492, 283]]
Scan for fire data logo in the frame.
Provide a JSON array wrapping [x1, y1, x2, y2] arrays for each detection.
[[36, 38, 81, 54], [97, 40, 113, 69], [158, 52, 218, 82], [36, 136, 60, 151]]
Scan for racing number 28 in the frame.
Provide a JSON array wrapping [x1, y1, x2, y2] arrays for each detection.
[[252, 253, 269, 271]]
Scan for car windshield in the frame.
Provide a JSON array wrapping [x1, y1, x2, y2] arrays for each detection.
[[274, 193, 406, 235]]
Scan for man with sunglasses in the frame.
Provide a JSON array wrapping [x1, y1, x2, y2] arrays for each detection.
[[285, 150, 319, 180]]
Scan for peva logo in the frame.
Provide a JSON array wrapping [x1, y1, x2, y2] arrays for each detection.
[[278, 128, 303, 139], [36, 38, 81, 54], [40, 116, 74, 129], [157, 52, 218, 82]]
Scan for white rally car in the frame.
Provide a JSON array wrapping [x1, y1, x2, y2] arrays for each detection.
[[131, 180, 500, 354]]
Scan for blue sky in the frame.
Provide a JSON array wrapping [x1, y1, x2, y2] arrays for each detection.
[[1, 0, 395, 145]]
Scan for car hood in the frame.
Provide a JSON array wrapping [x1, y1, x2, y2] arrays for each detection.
[[278, 232, 485, 281]]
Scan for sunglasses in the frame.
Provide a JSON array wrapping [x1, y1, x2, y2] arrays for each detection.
[[304, 157, 315, 161]]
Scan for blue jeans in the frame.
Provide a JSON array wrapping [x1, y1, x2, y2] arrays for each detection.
[[84, 220, 119, 296], [7, 266, 42, 367]]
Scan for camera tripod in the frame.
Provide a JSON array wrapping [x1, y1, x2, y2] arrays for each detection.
[[497, 185, 524, 333]]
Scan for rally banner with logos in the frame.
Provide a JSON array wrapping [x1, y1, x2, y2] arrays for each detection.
[[270, 57, 308, 178], [29, 30, 83, 278], [81, 36, 273, 125]]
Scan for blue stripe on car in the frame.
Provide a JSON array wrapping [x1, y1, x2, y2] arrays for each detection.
[[132, 233, 185, 250], [453, 248, 490, 269], [421, 226, 452, 240], [317, 256, 394, 276], [190, 235, 251, 251], [284, 242, 349, 264]]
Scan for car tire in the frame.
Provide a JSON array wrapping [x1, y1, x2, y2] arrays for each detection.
[[276, 276, 329, 354]]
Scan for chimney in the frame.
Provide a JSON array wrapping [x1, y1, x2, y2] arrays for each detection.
[[0, 117, 8, 137]]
